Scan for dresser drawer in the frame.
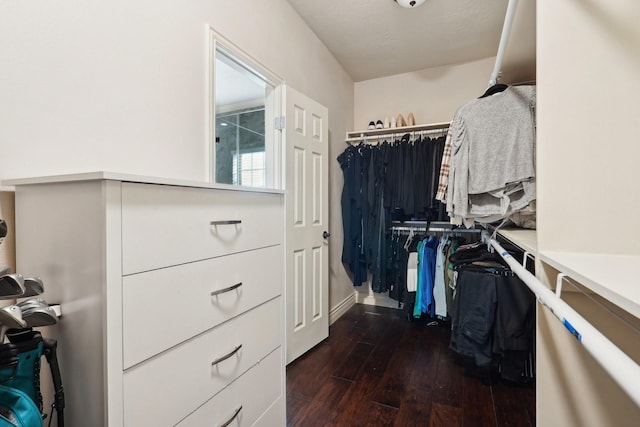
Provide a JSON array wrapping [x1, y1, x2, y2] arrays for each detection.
[[121, 183, 283, 274], [123, 297, 282, 426], [176, 347, 283, 427], [122, 245, 282, 368]]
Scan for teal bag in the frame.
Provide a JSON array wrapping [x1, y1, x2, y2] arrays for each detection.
[[0, 383, 42, 426], [0, 331, 43, 413], [0, 330, 63, 427]]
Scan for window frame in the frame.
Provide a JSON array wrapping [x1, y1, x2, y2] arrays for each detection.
[[208, 28, 284, 189]]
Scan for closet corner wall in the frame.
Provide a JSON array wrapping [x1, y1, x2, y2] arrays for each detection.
[[536, 0, 640, 425], [0, 188, 16, 279]]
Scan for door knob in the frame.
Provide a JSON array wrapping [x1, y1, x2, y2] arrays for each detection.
[[322, 231, 331, 239]]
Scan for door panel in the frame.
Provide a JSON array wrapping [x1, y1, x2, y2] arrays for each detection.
[[312, 246, 322, 320], [285, 86, 329, 364]]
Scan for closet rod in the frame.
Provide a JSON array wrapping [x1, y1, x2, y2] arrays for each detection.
[[489, 0, 519, 86], [390, 221, 481, 234], [489, 239, 640, 407], [391, 226, 479, 235], [345, 127, 448, 144]]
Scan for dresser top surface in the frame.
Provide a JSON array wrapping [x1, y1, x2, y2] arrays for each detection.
[[3, 171, 285, 194]]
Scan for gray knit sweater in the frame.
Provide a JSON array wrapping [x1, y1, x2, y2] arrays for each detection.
[[446, 85, 536, 219]]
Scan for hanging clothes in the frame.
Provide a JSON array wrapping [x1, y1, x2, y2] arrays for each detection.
[[337, 145, 368, 286], [444, 237, 465, 312], [413, 236, 439, 319], [388, 232, 409, 305], [437, 85, 537, 228], [406, 252, 418, 292], [338, 134, 449, 289], [433, 236, 449, 319], [448, 242, 536, 384]]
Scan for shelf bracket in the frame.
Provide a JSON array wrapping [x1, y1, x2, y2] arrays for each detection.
[[522, 251, 535, 269], [555, 273, 568, 297]]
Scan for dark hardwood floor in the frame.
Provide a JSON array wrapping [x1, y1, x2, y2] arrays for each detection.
[[286, 303, 535, 427]]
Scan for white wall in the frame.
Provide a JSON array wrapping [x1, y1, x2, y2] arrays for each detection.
[[536, 0, 640, 425], [0, 0, 355, 312], [537, 0, 640, 255], [0, 0, 353, 182], [354, 57, 496, 129], [0, 191, 15, 278]]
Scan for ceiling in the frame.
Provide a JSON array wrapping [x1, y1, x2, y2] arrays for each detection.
[[215, 54, 266, 111], [287, 0, 536, 82]]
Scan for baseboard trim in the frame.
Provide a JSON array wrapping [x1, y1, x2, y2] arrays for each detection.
[[329, 292, 357, 325], [355, 289, 403, 310]]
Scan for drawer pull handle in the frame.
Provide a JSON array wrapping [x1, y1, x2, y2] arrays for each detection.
[[210, 220, 242, 226], [210, 282, 243, 297], [211, 344, 242, 367], [218, 405, 243, 427]]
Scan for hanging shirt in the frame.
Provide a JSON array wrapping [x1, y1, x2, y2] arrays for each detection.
[[406, 252, 419, 292], [413, 236, 439, 318], [435, 124, 454, 202], [446, 86, 537, 223], [337, 146, 368, 286], [433, 236, 449, 318]]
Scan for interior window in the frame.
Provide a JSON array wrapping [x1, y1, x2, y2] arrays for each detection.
[[210, 30, 283, 189]]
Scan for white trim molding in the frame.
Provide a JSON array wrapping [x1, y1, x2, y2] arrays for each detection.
[[329, 292, 357, 325]]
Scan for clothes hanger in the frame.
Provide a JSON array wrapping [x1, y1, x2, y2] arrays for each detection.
[[404, 227, 415, 251], [480, 83, 508, 98]]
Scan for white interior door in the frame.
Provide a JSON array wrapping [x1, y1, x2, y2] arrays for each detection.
[[284, 86, 329, 364]]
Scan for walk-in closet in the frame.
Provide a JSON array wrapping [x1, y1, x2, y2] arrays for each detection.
[[0, 0, 638, 426]]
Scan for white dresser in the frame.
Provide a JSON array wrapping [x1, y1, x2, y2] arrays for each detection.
[[8, 172, 286, 426]]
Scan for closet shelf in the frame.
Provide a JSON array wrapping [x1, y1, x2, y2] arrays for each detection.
[[497, 228, 537, 254], [345, 122, 450, 143], [538, 251, 640, 319]]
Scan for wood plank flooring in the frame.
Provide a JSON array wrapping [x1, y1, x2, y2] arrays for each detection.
[[286, 303, 535, 427]]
